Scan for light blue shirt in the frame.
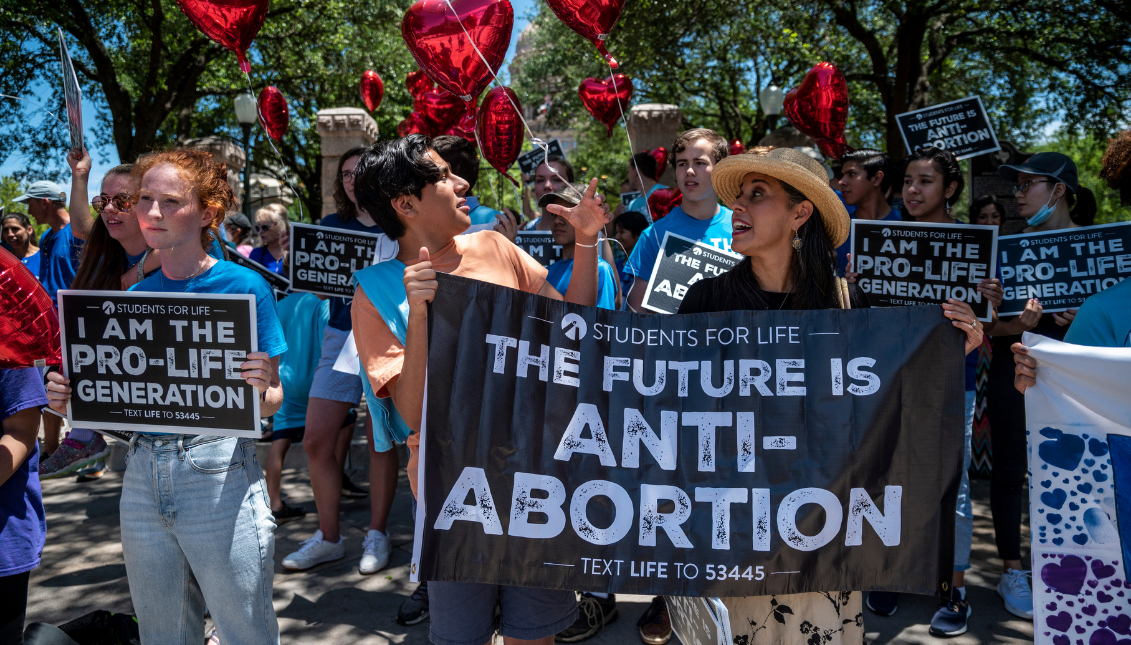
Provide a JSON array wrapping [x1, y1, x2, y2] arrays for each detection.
[[1063, 278, 1131, 348], [625, 204, 733, 282], [463, 195, 503, 235], [546, 257, 619, 310], [272, 293, 330, 430], [626, 183, 666, 215]]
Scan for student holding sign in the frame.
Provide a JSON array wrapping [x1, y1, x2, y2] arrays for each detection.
[[45, 149, 287, 645], [541, 183, 620, 310]]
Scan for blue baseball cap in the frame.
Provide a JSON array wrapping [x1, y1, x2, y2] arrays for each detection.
[[998, 152, 1079, 194], [13, 180, 66, 203]]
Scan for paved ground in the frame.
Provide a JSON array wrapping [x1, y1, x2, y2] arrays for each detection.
[[28, 435, 1034, 645]]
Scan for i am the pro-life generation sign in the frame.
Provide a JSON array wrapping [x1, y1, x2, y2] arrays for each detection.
[[514, 231, 562, 268], [289, 222, 386, 297], [642, 232, 742, 314], [895, 96, 1001, 160], [227, 251, 291, 294], [58, 291, 260, 437], [851, 220, 999, 322]]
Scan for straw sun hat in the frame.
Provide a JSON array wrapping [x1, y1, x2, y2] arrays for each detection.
[[711, 147, 851, 248]]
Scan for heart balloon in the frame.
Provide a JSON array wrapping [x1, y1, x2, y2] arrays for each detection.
[[405, 70, 434, 98], [360, 70, 384, 112], [476, 86, 523, 185], [648, 147, 668, 180], [729, 140, 747, 156], [258, 86, 289, 141], [783, 62, 850, 159], [402, 0, 513, 108], [578, 75, 631, 137], [0, 249, 60, 368], [544, 0, 625, 68], [647, 186, 681, 221], [446, 108, 478, 142], [398, 112, 428, 137], [416, 89, 465, 136], [175, 0, 268, 73]]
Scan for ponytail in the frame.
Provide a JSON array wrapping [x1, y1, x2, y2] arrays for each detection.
[[1069, 187, 1097, 227]]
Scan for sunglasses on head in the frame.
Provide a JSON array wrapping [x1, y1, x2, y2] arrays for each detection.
[[92, 193, 132, 213]]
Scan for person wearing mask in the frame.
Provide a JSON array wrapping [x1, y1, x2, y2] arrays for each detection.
[[224, 213, 255, 257], [970, 195, 1005, 228], [624, 128, 732, 314], [612, 210, 649, 292], [624, 151, 665, 216], [541, 183, 619, 310], [283, 147, 399, 584], [835, 149, 901, 275], [682, 146, 984, 644], [1, 212, 40, 277], [523, 155, 575, 227], [44, 148, 287, 645], [250, 204, 289, 274], [0, 368, 49, 645]]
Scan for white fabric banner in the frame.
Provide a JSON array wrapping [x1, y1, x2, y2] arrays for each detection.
[[1026, 333, 1131, 645]]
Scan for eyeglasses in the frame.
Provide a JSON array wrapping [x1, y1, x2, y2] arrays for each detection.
[[256, 224, 275, 232], [92, 193, 132, 213], [340, 171, 355, 182], [1012, 179, 1052, 195]]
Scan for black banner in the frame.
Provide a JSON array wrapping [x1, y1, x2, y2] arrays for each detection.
[[227, 250, 291, 293], [518, 139, 566, 178], [58, 290, 259, 437], [413, 273, 964, 597], [851, 220, 998, 321], [642, 232, 742, 314], [895, 96, 1000, 160], [289, 222, 381, 297], [514, 231, 562, 268], [999, 221, 1131, 316]]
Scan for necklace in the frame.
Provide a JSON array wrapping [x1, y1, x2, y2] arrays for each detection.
[[160, 259, 210, 292]]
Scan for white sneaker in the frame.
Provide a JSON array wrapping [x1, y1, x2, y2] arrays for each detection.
[[360, 529, 391, 575], [282, 530, 346, 571], [997, 568, 1034, 619]]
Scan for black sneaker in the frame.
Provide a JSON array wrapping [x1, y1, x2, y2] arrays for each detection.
[[76, 461, 106, 482], [557, 593, 617, 643], [341, 473, 369, 499], [272, 502, 307, 524], [397, 581, 429, 626], [929, 588, 971, 637], [866, 591, 899, 617]]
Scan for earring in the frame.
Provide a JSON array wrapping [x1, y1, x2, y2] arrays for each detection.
[[945, 199, 953, 216], [792, 230, 802, 251]]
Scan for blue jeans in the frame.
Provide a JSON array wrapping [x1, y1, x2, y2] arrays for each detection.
[[122, 435, 280, 645], [955, 391, 975, 572]]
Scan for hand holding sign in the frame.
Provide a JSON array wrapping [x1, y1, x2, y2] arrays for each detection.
[[404, 247, 438, 315], [67, 146, 91, 180], [942, 298, 984, 355], [239, 351, 274, 393], [545, 178, 611, 242], [44, 371, 72, 416]]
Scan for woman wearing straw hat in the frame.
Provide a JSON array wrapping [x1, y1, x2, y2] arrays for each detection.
[[678, 147, 984, 644]]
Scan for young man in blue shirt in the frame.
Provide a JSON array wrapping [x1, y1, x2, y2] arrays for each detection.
[[835, 148, 902, 276]]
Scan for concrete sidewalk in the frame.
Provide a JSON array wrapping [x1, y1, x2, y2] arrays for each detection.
[[27, 441, 1034, 645]]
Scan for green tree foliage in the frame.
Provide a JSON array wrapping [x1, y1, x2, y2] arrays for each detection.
[[1034, 131, 1130, 224]]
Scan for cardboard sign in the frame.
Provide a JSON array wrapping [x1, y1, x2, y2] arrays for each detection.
[[998, 221, 1131, 316], [619, 191, 642, 208], [288, 222, 385, 297], [57, 29, 83, 151], [641, 232, 742, 314], [58, 290, 260, 437], [517, 139, 566, 178], [851, 220, 999, 321], [895, 96, 1000, 160], [227, 249, 291, 294], [514, 230, 562, 268]]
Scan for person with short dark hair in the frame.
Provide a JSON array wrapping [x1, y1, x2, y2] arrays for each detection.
[[612, 210, 648, 291], [1, 212, 39, 277], [624, 151, 664, 215], [835, 149, 901, 275], [969, 195, 1005, 228], [431, 135, 507, 234]]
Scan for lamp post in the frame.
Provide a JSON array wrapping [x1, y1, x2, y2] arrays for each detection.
[[234, 92, 258, 219], [759, 82, 784, 131]]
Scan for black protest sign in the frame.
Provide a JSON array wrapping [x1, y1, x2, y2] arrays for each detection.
[[289, 222, 381, 297], [514, 231, 562, 268], [57, 29, 83, 151], [895, 96, 1000, 160], [227, 250, 291, 293], [620, 191, 642, 208], [58, 290, 259, 437], [518, 139, 566, 178], [413, 273, 965, 597], [851, 220, 998, 322], [998, 222, 1131, 316], [642, 232, 742, 314]]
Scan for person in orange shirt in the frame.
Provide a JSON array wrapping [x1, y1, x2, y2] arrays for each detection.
[[349, 134, 611, 645]]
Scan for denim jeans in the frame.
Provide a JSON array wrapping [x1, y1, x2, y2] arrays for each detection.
[[954, 390, 975, 572], [122, 435, 279, 645]]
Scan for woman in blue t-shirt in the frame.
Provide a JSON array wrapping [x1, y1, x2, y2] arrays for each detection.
[[1, 212, 40, 278], [45, 149, 287, 645], [250, 203, 290, 274]]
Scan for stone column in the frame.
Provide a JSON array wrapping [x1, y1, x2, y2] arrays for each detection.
[[181, 136, 245, 209], [626, 104, 682, 187], [316, 108, 379, 219]]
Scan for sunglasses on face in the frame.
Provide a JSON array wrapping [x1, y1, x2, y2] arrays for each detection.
[[92, 193, 132, 213], [256, 223, 276, 232]]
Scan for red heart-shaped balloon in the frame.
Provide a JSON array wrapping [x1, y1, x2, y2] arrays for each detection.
[[175, 0, 268, 73], [416, 89, 465, 136], [648, 147, 668, 180], [647, 186, 681, 221], [360, 70, 384, 112], [729, 140, 747, 156], [578, 75, 631, 137], [544, 0, 625, 68], [402, 0, 513, 107], [477, 86, 523, 185], [783, 62, 850, 159], [398, 112, 428, 137], [258, 86, 289, 141], [405, 70, 434, 98], [0, 249, 60, 368], [446, 108, 478, 142]]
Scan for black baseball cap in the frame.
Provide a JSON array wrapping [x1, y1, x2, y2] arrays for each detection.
[[225, 213, 252, 229], [998, 152, 1079, 194]]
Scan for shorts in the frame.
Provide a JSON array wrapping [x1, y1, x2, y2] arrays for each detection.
[[309, 326, 363, 404], [428, 581, 576, 645]]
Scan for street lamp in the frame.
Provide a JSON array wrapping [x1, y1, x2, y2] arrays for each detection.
[[234, 92, 258, 218], [759, 82, 784, 130]]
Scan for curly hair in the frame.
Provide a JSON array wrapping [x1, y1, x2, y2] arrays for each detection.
[[132, 149, 234, 250], [333, 147, 368, 222], [1100, 130, 1131, 206]]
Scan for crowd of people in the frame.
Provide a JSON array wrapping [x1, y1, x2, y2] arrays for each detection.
[[1, 122, 1129, 645]]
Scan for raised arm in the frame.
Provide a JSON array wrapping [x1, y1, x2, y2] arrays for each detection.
[[67, 147, 95, 241], [545, 178, 611, 307]]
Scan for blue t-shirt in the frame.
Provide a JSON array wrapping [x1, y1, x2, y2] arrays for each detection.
[[1064, 278, 1131, 348], [0, 368, 48, 577], [249, 246, 285, 275], [627, 184, 666, 215], [546, 257, 619, 310], [625, 205, 734, 282], [20, 251, 41, 281], [320, 213, 384, 331], [273, 293, 330, 430], [130, 261, 288, 359], [39, 223, 84, 304], [836, 206, 902, 276], [463, 195, 503, 235]]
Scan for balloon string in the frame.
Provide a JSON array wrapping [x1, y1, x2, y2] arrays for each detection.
[[1, 94, 66, 127], [243, 72, 306, 223], [606, 67, 653, 224]]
